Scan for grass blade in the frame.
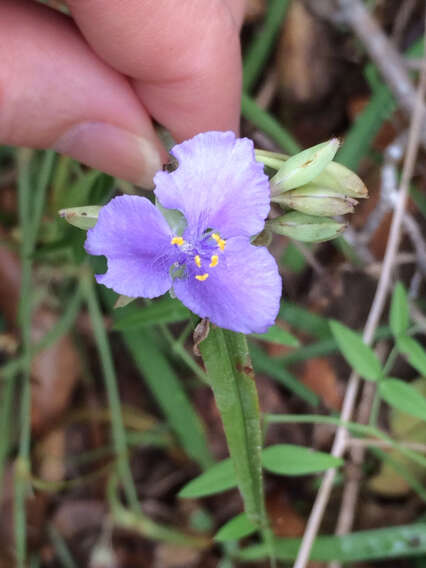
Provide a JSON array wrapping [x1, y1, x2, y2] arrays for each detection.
[[237, 523, 426, 563], [123, 329, 213, 470], [82, 273, 139, 511], [241, 93, 300, 155]]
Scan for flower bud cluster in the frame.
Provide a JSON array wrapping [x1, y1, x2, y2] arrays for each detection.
[[256, 139, 368, 243]]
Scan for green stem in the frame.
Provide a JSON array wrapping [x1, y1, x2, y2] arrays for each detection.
[[108, 474, 210, 548], [48, 525, 78, 568], [30, 151, 55, 244], [15, 149, 35, 568], [82, 273, 139, 512], [369, 344, 399, 427], [0, 375, 15, 500]]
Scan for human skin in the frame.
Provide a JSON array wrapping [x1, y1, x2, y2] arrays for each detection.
[[0, 0, 245, 186]]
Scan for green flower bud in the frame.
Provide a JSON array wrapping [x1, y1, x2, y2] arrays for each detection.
[[59, 205, 101, 230], [272, 186, 357, 216], [270, 138, 340, 193], [267, 212, 346, 242], [309, 161, 368, 198]]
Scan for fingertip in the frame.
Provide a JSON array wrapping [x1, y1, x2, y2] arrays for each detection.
[[53, 122, 165, 187], [0, 0, 166, 185]]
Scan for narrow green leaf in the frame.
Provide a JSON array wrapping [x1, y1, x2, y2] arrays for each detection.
[[58, 205, 101, 230], [199, 329, 266, 526], [330, 320, 382, 381], [124, 329, 213, 470], [215, 513, 257, 542], [397, 336, 426, 376], [252, 325, 300, 347], [237, 523, 426, 563], [390, 282, 409, 337], [262, 444, 343, 476], [380, 379, 426, 420], [179, 459, 236, 498], [179, 443, 342, 499], [114, 296, 190, 330]]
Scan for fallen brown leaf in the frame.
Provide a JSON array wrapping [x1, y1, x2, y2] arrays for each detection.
[[277, 1, 335, 105], [31, 309, 80, 433], [267, 490, 305, 537], [301, 357, 342, 411]]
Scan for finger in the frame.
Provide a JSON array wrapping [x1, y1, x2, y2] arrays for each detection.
[[65, 0, 245, 140], [0, 0, 166, 186]]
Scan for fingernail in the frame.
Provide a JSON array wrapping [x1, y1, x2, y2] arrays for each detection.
[[53, 122, 162, 188]]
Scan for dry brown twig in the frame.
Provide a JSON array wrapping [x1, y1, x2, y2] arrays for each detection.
[[335, 0, 426, 148], [305, 0, 426, 146], [293, 13, 426, 568], [347, 439, 426, 453]]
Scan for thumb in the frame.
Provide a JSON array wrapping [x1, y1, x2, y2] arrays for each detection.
[[0, 0, 166, 186]]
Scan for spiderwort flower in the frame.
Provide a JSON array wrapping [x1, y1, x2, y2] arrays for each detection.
[[85, 131, 282, 334]]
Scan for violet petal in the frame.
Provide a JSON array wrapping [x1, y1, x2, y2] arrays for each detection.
[[154, 131, 270, 240], [85, 195, 176, 298], [173, 237, 282, 334]]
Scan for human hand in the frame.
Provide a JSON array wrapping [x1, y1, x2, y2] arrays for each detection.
[[0, 0, 244, 186]]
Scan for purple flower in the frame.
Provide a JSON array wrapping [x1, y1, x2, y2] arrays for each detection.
[[85, 131, 282, 334]]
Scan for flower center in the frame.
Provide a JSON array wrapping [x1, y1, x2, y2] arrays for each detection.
[[170, 231, 227, 281]]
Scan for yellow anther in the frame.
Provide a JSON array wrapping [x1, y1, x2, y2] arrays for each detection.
[[209, 255, 219, 268], [195, 273, 209, 281], [194, 255, 201, 268], [171, 236, 184, 246], [211, 233, 226, 251]]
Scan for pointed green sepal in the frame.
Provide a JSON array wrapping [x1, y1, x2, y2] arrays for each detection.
[[58, 205, 101, 230], [271, 138, 340, 193]]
